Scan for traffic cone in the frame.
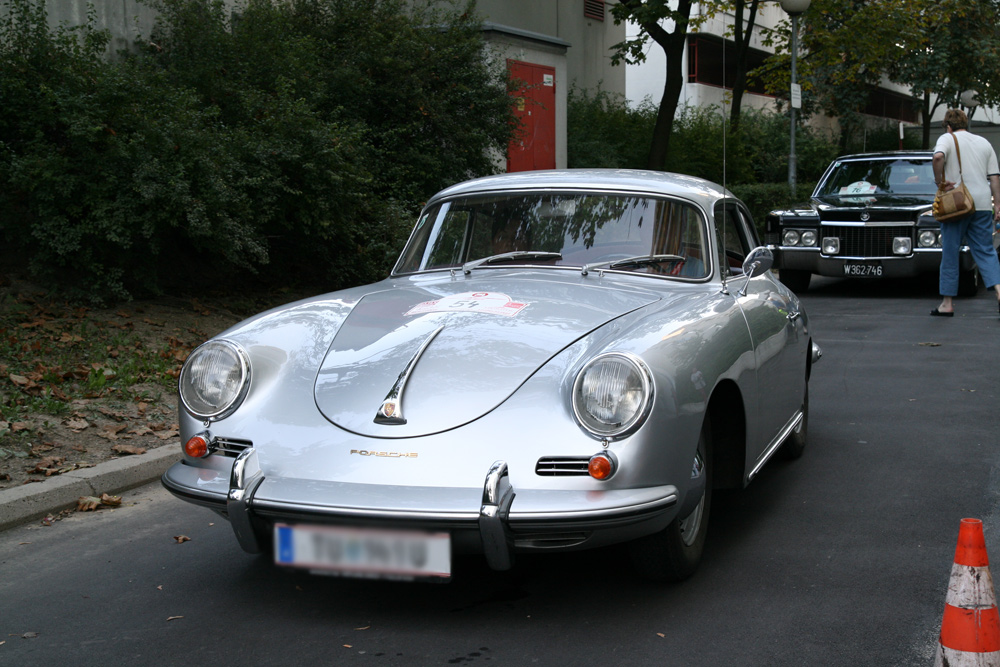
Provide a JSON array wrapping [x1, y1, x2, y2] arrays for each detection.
[[935, 518, 1000, 666]]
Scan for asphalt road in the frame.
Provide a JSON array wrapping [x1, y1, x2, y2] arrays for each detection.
[[2, 275, 999, 666]]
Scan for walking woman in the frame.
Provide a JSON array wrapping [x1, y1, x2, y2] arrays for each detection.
[[930, 108, 1000, 317]]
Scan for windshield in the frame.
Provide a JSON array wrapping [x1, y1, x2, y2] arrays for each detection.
[[816, 158, 935, 198], [394, 192, 709, 279]]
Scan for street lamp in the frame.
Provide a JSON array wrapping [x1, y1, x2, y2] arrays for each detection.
[[780, 0, 811, 195]]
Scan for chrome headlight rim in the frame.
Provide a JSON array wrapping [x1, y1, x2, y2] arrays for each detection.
[[572, 351, 653, 440], [178, 339, 252, 421]]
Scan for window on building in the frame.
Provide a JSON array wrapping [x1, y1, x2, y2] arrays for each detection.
[[864, 88, 919, 124], [687, 35, 769, 95], [584, 0, 605, 22]]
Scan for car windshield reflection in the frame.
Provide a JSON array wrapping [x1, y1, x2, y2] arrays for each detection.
[[395, 192, 710, 279]]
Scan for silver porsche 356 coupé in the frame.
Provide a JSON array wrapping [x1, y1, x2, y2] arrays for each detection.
[[163, 169, 821, 582]]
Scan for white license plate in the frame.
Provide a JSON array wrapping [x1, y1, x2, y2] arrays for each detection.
[[843, 261, 883, 277], [274, 523, 451, 579]]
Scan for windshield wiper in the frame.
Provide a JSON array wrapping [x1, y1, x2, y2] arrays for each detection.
[[581, 254, 685, 276], [462, 251, 562, 274]]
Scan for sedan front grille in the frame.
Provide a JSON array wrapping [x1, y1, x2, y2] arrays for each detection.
[[535, 456, 590, 476], [822, 225, 912, 258]]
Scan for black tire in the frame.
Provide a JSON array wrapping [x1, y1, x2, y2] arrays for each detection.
[[629, 420, 713, 582], [779, 269, 811, 293], [780, 383, 808, 460], [958, 266, 981, 297]]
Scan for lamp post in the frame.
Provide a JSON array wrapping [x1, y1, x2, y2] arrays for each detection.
[[780, 0, 811, 195]]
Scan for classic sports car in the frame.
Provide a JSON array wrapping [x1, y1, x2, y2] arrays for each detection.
[[766, 151, 984, 294], [163, 169, 821, 582]]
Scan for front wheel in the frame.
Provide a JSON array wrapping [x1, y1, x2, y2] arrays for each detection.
[[629, 420, 713, 582]]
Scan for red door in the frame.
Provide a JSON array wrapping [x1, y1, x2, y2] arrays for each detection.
[[507, 60, 556, 172]]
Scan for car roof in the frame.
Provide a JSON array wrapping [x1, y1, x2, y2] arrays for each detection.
[[426, 169, 732, 212], [833, 151, 934, 161]]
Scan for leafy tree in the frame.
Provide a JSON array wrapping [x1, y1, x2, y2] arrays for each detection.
[[609, 1, 767, 168], [756, 0, 1000, 150], [887, 0, 1000, 147], [609, 0, 701, 170], [0, 0, 516, 301]]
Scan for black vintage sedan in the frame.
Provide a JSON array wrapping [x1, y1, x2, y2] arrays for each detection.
[[765, 151, 983, 294]]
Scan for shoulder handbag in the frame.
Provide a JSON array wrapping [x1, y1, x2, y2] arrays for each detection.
[[933, 132, 975, 221]]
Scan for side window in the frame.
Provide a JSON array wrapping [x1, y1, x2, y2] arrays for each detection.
[[715, 203, 753, 275]]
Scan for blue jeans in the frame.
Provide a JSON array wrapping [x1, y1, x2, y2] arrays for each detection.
[[938, 210, 1000, 296]]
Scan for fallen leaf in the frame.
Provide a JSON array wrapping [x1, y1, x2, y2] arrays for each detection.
[[77, 496, 102, 511], [657, 633, 665, 638], [9, 374, 30, 387], [354, 625, 371, 631], [174, 535, 191, 544], [112, 444, 146, 456], [166, 616, 183, 622], [157, 585, 163, 590], [22, 632, 38, 639], [343, 645, 352, 649], [99, 493, 122, 507]]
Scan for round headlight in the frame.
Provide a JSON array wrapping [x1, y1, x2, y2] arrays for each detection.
[[179, 340, 251, 420], [800, 230, 817, 247], [919, 230, 939, 247], [783, 230, 801, 246], [573, 353, 652, 438]]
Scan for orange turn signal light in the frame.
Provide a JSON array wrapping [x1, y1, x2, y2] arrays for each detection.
[[184, 434, 210, 458], [588, 453, 615, 480]]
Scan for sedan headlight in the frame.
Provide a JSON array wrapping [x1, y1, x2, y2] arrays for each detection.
[[919, 230, 940, 248], [572, 352, 652, 439], [179, 340, 251, 420], [783, 229, 801, 246]]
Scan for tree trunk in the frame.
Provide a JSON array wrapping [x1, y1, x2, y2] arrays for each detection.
[[729, 0, 761, 131], [644, 0, 694, 171]]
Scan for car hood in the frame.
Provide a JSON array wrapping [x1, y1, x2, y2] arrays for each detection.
[[813, 193, 934, 210], [314, 275, 661, 438]]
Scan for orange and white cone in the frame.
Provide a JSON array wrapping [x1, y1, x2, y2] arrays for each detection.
[[935, 518, 1000, 666]]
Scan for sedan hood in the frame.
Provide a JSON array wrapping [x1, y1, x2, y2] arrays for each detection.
[[314, 275, 660, 438]]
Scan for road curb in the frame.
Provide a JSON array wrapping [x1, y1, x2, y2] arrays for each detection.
[[0, 445, 179, 531]]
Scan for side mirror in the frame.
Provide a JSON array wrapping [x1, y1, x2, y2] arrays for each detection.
[[741, 246, 773, 278], [738, 247, 774, 296]]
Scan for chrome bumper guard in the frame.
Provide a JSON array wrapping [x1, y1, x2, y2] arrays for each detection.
[[227, 447, 266, 553], [479, 460, 515, 571]]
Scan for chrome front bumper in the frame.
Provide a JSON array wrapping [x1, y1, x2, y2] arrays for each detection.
[[774, 246, 975, 277], [161, 448, 680, 571]]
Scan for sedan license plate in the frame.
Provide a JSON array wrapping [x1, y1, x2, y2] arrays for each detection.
[[274, 523, 451, 580], [843, 261, 883, 277]]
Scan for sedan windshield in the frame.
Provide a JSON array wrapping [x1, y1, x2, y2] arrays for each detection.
[[394, 192, 709, 279], [815, 158, 935, 198]]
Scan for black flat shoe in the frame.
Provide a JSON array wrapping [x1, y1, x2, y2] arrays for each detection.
[[930, 308, 954, 317]]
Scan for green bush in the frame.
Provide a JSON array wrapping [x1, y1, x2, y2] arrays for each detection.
[[567, 97, 840, 189], [567, 87, 656, 169], [0, 0, 515, 302]]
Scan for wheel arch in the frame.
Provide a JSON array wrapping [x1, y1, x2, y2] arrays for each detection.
[[706, 379, 746, 491]]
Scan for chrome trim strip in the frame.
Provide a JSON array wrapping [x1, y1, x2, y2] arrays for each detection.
[[251, 499, 481, 521], [374, 325, 444, 425], [509, 492, 677, 520], [479, 461, 515, 570], [819, 221, 918, 228], [227, 447, 265, 553], [748, 410, 803, 482]]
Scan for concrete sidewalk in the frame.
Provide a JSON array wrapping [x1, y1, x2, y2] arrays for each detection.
[[0, 445, 179, 530]]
